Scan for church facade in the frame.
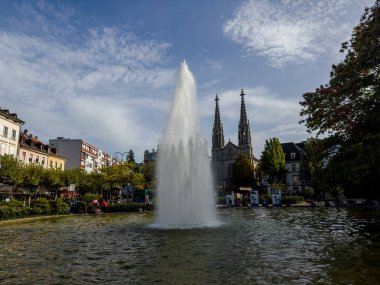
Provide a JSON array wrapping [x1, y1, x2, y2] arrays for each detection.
[[211, 89, 258, 188]]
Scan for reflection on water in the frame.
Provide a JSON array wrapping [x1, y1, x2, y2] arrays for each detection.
[[0, 208, 379, 284]]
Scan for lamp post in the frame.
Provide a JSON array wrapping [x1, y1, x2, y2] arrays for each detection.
[[113, 152, 129, 164]]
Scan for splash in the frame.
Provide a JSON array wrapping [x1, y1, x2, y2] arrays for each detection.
[[154, 61, 219, 229]]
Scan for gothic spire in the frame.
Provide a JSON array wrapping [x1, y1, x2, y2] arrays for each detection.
[[214, 94, 221, 129], [238, 89, 251, 146], [239, 89, 248, 125], [212, 94, 224, 149]]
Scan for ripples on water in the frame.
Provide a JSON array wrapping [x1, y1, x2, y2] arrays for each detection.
[[0, 208, 379, 284]]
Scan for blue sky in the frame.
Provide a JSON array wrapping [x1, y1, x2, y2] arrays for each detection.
[[0, 0, 374, 161]]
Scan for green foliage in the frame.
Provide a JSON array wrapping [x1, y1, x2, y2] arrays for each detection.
[[231, 155, 256, 187], [0, 198, 70, 220], [303, 186, 314, 199], [86, 172, 104, 193], [107, 203, 154, 213], [259, 138, 285, 183], [259, 194, 272, 204], [31, 198, 51, 214], [142, 161, 156, 189], [49, 199, 69, 214], [0, 199, 30, 220], [23, 164, 45, 188], [299, 2, 380, 198], [282, 196, 304, 205], [127, 149, 135, 163], [0, 154, 24, 186], [44, 168, 64, 189], [82, 193, 100, 205]]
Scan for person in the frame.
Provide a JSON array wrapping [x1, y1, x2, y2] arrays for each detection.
[[101, 199, 108, 213]]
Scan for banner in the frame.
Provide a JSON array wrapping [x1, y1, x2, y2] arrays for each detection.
[[226, 191, 235, 206], [250, 190, 259, 206], [272, 190, 282, 207]]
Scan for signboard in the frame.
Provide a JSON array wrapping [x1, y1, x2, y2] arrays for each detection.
[[272, 190, 282, 207], [68, 184, 76, 192], [250, 190, 259, 207], [226, 191, 235, 207]]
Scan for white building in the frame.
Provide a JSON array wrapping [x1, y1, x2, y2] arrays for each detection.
[[49, 138, 112, 172], [0, 108, 24, 157], [281, 142, 307, 194]]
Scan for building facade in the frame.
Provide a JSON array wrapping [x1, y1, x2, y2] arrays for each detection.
[[19, 130, 66, 170], [0, 108, 24, 157], [49, 138, 111, 172], [211, 89, 258, 188], [281, 142, 307, 194]]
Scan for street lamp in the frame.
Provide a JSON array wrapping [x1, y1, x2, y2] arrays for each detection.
[[113, 152, 129, 164]]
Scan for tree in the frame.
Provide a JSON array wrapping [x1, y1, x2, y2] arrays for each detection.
[[259, 138, 285, 184], [231, 155, 256, 187], [0, 154, 24, 187], [23, 164, 45, 190], [127, 149, 135, 163], [299, 1, 380, 198], [142, 161, 156, 189]]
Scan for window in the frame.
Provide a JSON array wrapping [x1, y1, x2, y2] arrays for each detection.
[[60, 163, 62, 169], [290, 152, 296, 159], [11, 130, 16, 140], [36, 155, 39, 164], [9, 146, 15, 155], [22, 152, 26, 161], [50, 161, 53, 168], [291, 164, 297, 171], [29, 154, 33, 162], [55, 162, 58, 168], [3, 126, 8, 137], [41, 159, 45, 166], [1, 143, 5, 154]]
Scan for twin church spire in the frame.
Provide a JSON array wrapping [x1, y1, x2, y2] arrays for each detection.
[[212, 89, 252, 149], [212, 94, 224, 148]]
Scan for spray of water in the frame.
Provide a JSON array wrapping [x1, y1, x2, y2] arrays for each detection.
[[154, 61, 218, 229]]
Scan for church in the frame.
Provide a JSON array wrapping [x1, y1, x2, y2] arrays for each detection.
[[211, 89, 258, 189]]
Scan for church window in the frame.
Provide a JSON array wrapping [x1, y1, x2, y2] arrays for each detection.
[[291, 152, 296, 159]]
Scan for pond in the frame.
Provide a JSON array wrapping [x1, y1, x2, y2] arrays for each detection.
[[0, 208, 379, 284]]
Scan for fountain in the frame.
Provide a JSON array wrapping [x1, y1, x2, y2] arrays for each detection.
[[154, 61, 218, 229]]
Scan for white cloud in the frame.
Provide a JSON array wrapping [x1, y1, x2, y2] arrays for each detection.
[[224, 0, 374, 67], [0, 3, 176, 161]]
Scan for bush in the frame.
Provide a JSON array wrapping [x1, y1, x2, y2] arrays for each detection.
[[0, 200, 31, 220], [259, 194, 272, 204], [107, 203, 154, 213], [49, 199, 69, 214], [31, 198, 51, 214], [282, 196, 304, 205], [82, 193, 100, 204]]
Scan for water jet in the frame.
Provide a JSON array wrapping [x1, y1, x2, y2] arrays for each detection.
[[154, 61, 218, 229]]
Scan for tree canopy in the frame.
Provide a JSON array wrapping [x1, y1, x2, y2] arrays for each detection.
[[299, 1, 380, 198], [127, 149, 135, 163], [231, 155, 256, 187], [259, 138, 285, 184]]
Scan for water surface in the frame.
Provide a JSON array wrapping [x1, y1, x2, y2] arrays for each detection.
[[0, 208, 379, 284]]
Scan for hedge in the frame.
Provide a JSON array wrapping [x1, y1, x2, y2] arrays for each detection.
[[107, 203, 154, 213], [282, 196, 304, 205], [0, 198, 69, 220]]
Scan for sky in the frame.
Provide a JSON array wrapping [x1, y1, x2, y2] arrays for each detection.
[[0, 0, 375, 162]]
